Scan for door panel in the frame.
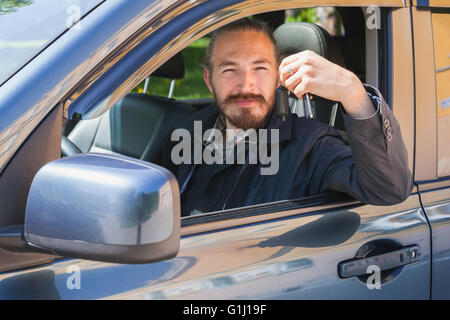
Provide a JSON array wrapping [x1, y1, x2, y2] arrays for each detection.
[[0, 195, 429, 299], [391, 7, 415, 173], [412, 5, 450, 299], [418, 184, 450, 299], [412, 7, 438, 181]]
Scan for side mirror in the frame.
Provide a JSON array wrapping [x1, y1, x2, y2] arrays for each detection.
[[23, 153, 180, 264]]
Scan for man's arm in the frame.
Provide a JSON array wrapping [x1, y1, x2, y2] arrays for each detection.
[[279, 51, 413, 205], [307, 85, 413, 205]]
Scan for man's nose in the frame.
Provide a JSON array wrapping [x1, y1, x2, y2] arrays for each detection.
[[237, 69, 256, 93]]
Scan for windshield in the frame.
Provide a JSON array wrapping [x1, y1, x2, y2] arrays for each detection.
[[0, 0, 104, 86]]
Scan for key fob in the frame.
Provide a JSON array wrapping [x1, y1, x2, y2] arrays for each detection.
[[276, 86, 290, 122]]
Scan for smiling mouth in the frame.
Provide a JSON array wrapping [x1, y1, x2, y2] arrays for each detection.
[[224, 93, 266, 109], [234, 99, 256, 108]]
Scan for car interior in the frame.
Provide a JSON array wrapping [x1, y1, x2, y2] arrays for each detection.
[[61, 6, 370, 208]]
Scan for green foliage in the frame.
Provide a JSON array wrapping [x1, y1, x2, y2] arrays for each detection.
[[0, 0, 33, 15], [285, 8, 318, 24], [132, 38, 213, 100]]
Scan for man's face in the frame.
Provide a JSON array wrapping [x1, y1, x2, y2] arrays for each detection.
[[204, 30, 279, 130]]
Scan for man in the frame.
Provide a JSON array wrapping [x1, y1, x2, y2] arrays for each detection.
[[153, 18, 413, 216]]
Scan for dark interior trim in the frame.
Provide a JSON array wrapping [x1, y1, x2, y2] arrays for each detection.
[[181, 193, 360, 236]]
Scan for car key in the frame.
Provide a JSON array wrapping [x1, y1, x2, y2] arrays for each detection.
[[276, 86, 290, 122], [304, 93, 314, 119]]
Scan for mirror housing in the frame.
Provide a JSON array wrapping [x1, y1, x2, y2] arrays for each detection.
[[24, 153, 180, 264]]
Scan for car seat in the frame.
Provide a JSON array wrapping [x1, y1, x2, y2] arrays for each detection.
[[65, 52, 198, 160], [273, 22, 347, 131]]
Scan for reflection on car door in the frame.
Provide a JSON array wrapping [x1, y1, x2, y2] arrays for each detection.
[[411, 4, 450, 300], [419, 183, 450, 299], [0, 194, 430, 299]]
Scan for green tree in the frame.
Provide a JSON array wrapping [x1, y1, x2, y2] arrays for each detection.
[[0, 0, 33, 15], [285, 8, 318, 24]]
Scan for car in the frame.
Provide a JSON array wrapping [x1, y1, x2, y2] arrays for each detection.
[[0, 0, 449, 300]]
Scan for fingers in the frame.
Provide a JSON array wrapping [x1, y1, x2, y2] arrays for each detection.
[[279, 50, 316, 82], [279, 60, 301, 83], [280, 50, 315, 68], [280, 63, 314, 98], [279, 50, 358, 103], [292, 77, 310, 98], [284, 64, 313, 87]]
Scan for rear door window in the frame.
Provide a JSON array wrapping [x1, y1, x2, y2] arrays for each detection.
[[432, 12, 450, 177]]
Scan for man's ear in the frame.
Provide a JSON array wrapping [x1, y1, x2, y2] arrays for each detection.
[[203, 68, 213, 94]]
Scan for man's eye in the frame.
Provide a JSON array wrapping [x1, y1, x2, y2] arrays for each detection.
[[222, 69, 235, 73], [255, 67, 267, 71]]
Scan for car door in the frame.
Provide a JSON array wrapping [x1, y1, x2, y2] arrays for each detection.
[[0, 195, 430, 300], [410, 1, 450, 299], [0, 0, 431, 299]]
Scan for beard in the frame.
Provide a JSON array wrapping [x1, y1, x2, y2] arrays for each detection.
[[213, 90, 276, 130]]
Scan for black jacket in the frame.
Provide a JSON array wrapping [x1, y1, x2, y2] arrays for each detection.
[[152, 85, 413, 216]]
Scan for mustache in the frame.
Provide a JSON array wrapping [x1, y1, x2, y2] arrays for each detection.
[[223, 93, 267, 105]]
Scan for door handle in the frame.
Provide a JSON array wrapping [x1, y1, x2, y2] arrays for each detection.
[[338, 245, 420, 279]]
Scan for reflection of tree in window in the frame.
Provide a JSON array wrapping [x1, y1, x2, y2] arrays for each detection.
[[0, 0, 33, 15], [285, 7, 345, 36]]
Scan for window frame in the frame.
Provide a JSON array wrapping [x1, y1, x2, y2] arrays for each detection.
[[140, 7, 389, 232], [64, 3, 403, 234]]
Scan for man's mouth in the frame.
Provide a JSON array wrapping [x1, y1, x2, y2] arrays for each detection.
[[225, 94, 266, 109], [234, 98, 256, 108]]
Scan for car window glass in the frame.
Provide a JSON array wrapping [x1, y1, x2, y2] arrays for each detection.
[[0, 0, 104, 85], [65, 7, 368, 218], [127, 8, 362, 216], [132, 37, 213, 101], [432, 12, 450, 177]]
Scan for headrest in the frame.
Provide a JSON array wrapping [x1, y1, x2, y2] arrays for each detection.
[[151, 51, 185, 79], [274, 22, 345, 67]]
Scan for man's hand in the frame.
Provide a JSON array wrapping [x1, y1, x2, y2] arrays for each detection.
[[279, 50, 375, 118]]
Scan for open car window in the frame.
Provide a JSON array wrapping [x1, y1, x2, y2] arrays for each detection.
[[63, 6, 375, 222]]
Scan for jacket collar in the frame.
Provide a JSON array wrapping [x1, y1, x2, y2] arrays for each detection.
[[197, 103, 293, 145]]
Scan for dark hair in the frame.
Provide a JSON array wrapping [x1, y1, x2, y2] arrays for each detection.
[[203, 18, 281, 73]]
